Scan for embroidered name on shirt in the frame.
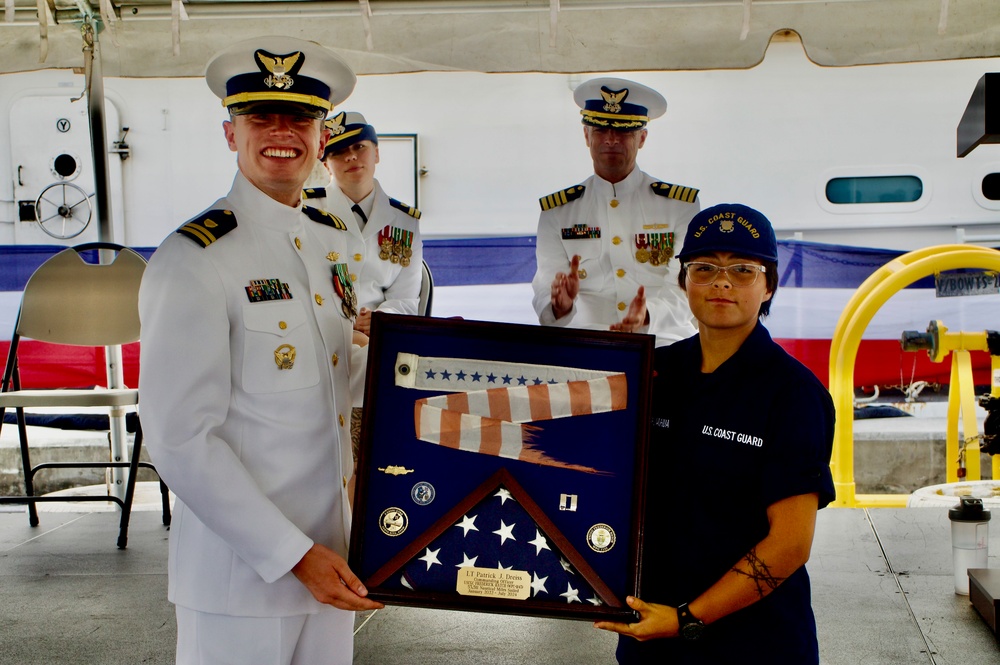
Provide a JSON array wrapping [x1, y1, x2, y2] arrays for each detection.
[[701, 425, 763, 447]]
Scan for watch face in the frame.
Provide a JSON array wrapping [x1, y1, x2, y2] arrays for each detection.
[[681, 620, 705, 640]]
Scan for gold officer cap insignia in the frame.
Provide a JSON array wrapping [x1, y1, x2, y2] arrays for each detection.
[[600, 86, 628, 114], [325, 111, 347, 136], [255, 49, 304, 90]]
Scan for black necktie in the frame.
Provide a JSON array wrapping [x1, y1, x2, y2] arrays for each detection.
[[351, 204, 368, 226]]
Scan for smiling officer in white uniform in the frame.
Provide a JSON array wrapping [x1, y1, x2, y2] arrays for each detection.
[[304, 111, 423, 337], [139, 36, 382, 665], [531, 77, 701, 347]]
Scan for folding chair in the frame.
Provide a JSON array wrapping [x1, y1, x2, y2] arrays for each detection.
[[0, 242, 170, 548], [419, 259, 434, 317]]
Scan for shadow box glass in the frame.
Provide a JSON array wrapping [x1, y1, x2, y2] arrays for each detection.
[[348, 314, 654, 621]]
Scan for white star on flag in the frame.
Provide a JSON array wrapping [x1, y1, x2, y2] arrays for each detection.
[[559, 557, 575, 574], [455, 514, 479, 536], [493, 519, 516, 545], [587, 595, 604, 606], [528, 529, 550, 555], [560, 582, 581, 604], [497, 561, 513, 570], [419, 547, 441, 571], [531, 572, 549, 597], [455, 553, 478, 568], [495, 488, 514, 505]]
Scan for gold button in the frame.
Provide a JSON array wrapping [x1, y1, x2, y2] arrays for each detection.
[[618, 302, 626, 311], [578, 269, 587, 279], [331, 353, 339, 367], [616, 269, 625, 278], [342, 476, 348, 488], [315, 294, 324, 305], [354, 253, 363, 262], [612, 236, 622, 245], [350, 273, 358, 282], [610, 199, 619, 208], [294, 237, 302, 249], [339, 414, 345, 427], [278, 321, 287, 330]]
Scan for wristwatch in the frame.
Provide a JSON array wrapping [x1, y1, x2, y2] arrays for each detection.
[[676, 602, 706, 640]]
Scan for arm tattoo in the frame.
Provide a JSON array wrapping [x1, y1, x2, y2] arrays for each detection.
[[732, 547, 786, 598]]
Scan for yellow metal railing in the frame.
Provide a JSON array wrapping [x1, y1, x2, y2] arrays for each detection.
[[828, 245, 1000, 508]]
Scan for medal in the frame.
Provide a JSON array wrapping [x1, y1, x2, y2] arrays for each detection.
[[635, 234, 650, 263], [332, 263, 358, 319]]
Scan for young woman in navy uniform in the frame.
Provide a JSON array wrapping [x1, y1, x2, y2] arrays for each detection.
[[304, 111, 423, 337], [596, 203, 835, 664]]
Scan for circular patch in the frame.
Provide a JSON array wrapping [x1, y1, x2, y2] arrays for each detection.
[[379, 507, 408, 537], [411, 481, 436, 506], [587, 523, 616, 553]]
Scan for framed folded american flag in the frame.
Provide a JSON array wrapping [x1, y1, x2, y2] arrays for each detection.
[[349, 313, 654, 621]]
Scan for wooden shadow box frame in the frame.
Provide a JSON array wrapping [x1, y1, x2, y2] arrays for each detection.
[[349, 314, 653, 621]]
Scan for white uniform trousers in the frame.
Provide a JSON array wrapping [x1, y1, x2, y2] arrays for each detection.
[[175, 606, 354, 665]]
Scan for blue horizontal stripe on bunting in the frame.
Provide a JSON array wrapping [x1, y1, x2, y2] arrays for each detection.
[[0, 239, 984, 291]]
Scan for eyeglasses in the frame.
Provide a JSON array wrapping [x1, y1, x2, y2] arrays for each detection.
[[684, 262, 767, 287]]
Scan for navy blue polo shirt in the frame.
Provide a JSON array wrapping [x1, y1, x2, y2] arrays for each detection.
[[617, 323, 835, 665]]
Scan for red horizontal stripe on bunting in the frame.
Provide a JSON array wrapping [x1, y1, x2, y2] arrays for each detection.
[[0, 341, 140, 389]]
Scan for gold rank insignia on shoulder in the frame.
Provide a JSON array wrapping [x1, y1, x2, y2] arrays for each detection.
[[650, 182, 699, 204], [302, 188, 326, 199], [539, 184, 586, 211], [176, 209, 238, 247], [389, 198, 421, 220], [302, 205, 347, 230]]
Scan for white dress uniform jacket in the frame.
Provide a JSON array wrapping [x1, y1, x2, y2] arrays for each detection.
[[309, 179, 422, 314], [139, 172, 364, 617], [531, 167, 700, 347]]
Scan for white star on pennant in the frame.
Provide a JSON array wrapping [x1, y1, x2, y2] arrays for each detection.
[[455, 553, 478, 568], [455, 514, 479, 536], [531, 572, 549, 596], [559, 557, 575, 574], [494, 488, 514, 505], [528, 529, 550, 555], [587, 595, 603, 606], [493, 519, 516, 545], [419, 547, 441, 571], [400, 575, 413, 590], [560, 582, 581, 604]]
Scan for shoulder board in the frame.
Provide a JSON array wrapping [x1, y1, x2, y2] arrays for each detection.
[[389, 198, 421, 220], [650, 182, 699, 203], [302, 205, 347, 230], [176, 209, 238, 247], [302, 188, 327, 200], [539, 185, 586, 211]]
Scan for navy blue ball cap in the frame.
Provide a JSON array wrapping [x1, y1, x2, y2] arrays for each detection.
[[574, 77, 666, 130], [678, 203, 778, 263], [206, 36, 356, 118], [323, 111, 378, 158]]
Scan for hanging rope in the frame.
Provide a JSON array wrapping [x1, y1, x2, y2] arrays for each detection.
[[171, 0, 189, 57], [549, 0, 560, 48], [36, 0, 50, 62], [358, 0, 374, 51], [938, 0, 949, 34], [740, 0, 752, 41]]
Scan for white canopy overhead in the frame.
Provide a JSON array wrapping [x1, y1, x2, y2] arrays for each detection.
[[1, 0, 999, 77]]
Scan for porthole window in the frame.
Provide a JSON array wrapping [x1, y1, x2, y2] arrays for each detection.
[[983, 173, 1000, 201], [825, 175, 923, 204]]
